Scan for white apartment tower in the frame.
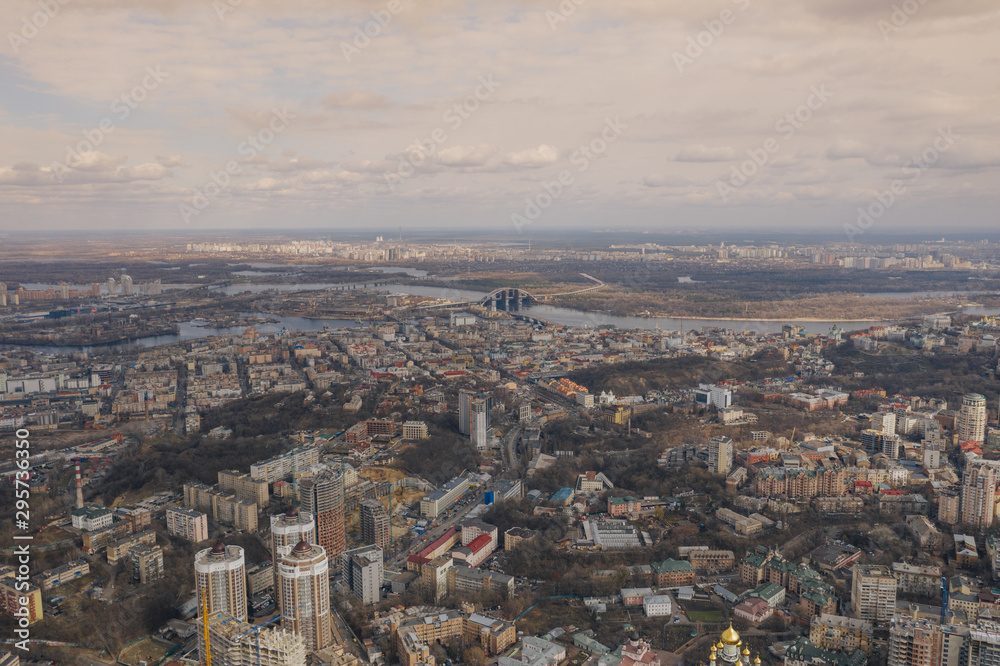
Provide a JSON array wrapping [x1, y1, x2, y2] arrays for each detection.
[[195, 541, 247, 622]]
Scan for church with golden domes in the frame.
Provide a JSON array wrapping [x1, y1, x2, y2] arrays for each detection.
[[708, 622, 761, 666]]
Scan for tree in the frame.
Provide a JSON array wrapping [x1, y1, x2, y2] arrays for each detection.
[[463, 646, 487, 666]]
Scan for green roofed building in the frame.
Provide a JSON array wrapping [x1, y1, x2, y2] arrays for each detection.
[[652, 558, 695, 587]]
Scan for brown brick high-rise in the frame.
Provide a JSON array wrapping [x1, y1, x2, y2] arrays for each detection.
[[298, 469, 346, 561]]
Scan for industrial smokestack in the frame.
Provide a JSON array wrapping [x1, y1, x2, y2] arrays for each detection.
[[75, 462, 84, 509]]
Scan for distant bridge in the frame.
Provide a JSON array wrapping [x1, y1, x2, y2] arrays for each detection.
[[393, 273, 605, 315], [479, 287, 539, 311]]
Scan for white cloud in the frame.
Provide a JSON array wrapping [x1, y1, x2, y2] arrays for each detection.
[[502, 145, 559, 167]]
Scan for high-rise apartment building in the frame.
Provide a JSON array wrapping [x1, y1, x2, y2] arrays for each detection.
[[459, 388, 475, 436], [961, 463, 996, 531], [360, 499, 390, 549], [270, 508, 316, 555], [887, 613, 968, 666], [470, 398, 489, 451], [959, 394, 988, 445], [195, 541, 247, 622], [276, 541, 331, 652], [342, 545, 384, 605], [298, 469, 346, 561], [270, 507, 316, 610], [851, 565, 897, 622], [708, 436, 734, 475], [939, 489, 961, 525], [166, 505, 209, 543], [130, 544, 164, 584]]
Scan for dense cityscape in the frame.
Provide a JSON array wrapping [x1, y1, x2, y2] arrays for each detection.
[[0, 233, 999, 666], [3, 0, 999, 663]]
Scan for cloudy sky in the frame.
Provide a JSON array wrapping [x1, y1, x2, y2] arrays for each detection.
[[0, 0, 998, 235]]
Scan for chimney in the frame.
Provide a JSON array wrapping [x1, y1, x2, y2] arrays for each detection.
[[75, 462, 84, 509]]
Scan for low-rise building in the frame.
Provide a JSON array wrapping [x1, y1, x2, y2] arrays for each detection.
[[784, 637, 866, 666], [643, 594, 673, 617], [652, 559, 696, 587], [34, 559, 89, 591], [734, 597, 773, 623], [107, 530, 156, 565], [71, 505, 113, 531], [689, 549, 736, 572], [810, 614, 872, 655], [504, 527, 537, 551]]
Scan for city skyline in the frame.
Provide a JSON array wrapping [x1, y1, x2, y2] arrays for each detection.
[[0, 0, 998, 232]]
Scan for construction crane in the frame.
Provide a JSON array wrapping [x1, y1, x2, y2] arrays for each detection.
[[232, 602, 306, 666], [201, 591, 212, 666]]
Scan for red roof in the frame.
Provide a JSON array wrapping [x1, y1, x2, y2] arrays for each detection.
[[467, 533, 493, 554], [410, 527, 458, 564]]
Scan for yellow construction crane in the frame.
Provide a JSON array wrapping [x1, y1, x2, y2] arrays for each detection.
[[202, 590, 212, 666]]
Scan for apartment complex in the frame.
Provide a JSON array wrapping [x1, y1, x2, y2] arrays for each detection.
[[851, 565, 897, 622], [360, 499, 390, 550], [166, 505, 209, 543], [276, 541, 332, 652], [195, 542, 248, 622], [298, 468, 347, 561], [342, 544, 384, 605]]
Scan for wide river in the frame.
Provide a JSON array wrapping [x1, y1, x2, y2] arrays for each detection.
[[9, 279, 1000, 352]]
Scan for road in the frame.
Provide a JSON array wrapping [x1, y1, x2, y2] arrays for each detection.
[[502, 426, 522, 473], [387, 490, 486, 570]]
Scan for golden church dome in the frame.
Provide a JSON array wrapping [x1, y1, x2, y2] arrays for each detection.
[[721, 623, 741, 646]]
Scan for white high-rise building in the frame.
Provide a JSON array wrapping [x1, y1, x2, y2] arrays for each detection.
[[270, 508, 316, 610], [708, 436, 733, 475], [876, 411, 897, 435], [195, 541, 247, 622], [470, 398, 489, 451], [342, 545, 384, 605], [276, 541, 331, 652], [959, 393, 988, 445], [695, 384, 733, 409]]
